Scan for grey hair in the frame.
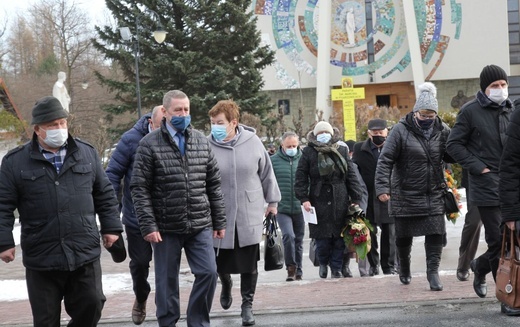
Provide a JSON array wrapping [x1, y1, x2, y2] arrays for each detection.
[[281, 131, 299, 141], [163, 90, 188, 109]]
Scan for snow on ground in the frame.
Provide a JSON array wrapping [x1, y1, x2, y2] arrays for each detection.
[[1, 190, 470, 302]]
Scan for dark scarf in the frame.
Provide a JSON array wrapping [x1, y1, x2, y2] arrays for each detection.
[[307, 130, 348, 178]]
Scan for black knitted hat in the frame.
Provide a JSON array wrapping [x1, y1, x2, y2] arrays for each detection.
[[480, 65, 508, 92], [31, 96, 68, 125]]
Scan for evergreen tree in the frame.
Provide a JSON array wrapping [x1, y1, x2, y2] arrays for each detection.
[[93, 0, 275, 128]]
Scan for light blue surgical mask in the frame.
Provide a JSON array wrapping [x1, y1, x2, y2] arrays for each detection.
[[170, 115, 191, 132], [211, 124, 228, 141], [285, 148, 297, 157], [316, 133, 332, 144]]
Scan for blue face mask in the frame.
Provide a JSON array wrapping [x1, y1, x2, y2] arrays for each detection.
[[211, 124, 228, 141], [285, 148, 297, 157], [316, 133, 332, 144], [171, 115, 191, 132]]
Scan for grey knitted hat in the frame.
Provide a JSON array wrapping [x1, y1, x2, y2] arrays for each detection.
[[413, 82, 438, 113]]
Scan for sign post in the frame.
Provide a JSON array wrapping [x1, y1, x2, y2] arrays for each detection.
[[331, 77, 365, 141]]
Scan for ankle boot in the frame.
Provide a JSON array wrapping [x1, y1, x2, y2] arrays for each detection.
[[397, 245, 412, 285], [219, 273, 233, 310], [341, 253, 353, 277], [286, 265, 296, 281], [425, 243, 443, 291], [240, 272, 258, 326]]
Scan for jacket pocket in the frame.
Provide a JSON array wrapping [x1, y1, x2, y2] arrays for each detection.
[[21, 169, 47, 195], [245, 187, 264, 225], [71, 164, 93, 192]]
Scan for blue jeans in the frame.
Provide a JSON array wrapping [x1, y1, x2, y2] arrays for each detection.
[[153, 228, 217, 327], [277, 212, 305, 275], [315, 237, 346, 272]]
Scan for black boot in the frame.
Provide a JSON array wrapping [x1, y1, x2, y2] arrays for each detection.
[[240, 272, 258, 326], [425, 243, 443, 291], [397, 245, 412, 285], [219, 273, 233, 310], [341, 253, 353, 278]]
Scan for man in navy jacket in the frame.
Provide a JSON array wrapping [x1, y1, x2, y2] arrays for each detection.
[[106, 105, 163, 325]]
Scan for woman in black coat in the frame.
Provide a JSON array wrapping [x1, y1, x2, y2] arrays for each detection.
[[375, 82, 451, 291], [295, 122, 364, 278]]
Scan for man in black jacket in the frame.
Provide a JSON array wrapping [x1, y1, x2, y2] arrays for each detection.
[[447, 64, 514, 300], [353, 118, 396, 276], [131, 90, 226, 327], [0, 96, 124, 326]]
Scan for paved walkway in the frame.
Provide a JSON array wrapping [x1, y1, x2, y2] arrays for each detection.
[[0, 230, 499, 326]]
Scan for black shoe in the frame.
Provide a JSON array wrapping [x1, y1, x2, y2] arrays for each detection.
[[501, 303, 520, 316], [319, 265, 328, 279], [470, 259, 487, 298], [331, 270, 343, 278], [456, 269, 469, 282], [342, 266, 353, 278], [219, 274, 233, 310], [383, 268, 397, 275], [241, 307, 255, 326], [369, 266, 380, 276]]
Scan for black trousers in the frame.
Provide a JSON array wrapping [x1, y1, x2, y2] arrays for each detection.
[[474, 206, 502, 281], [26, 260, 105, 327], [379, 223, 397, 272], [457, 200, 482, 271], [126, 225, 153, 303]]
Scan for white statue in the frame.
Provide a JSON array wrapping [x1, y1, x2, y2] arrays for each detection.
[[53, 71, 71, 112], [345, 8, 356, 46]]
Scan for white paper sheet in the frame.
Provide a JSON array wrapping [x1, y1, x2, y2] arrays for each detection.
[[301, 205, 317, 224]]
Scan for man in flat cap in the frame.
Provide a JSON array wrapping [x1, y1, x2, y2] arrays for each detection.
[[0, 96, 124, 326], [353, 118, 397, 276], [447, 65, 516, 309]]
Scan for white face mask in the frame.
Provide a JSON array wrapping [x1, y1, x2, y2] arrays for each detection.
[[41, 128, 68, 148], [488, 88, 508, 104]]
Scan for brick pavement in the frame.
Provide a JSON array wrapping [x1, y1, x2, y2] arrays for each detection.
[[0, 268, 497, 326]]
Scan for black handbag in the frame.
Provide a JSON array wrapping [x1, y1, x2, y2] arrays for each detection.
[[309, 238, 320, 267], [264, 213, 284, 271], [414, 134, 460, 216]]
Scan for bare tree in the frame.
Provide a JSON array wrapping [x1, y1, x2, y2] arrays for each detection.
[[29, 0, 93, 109]]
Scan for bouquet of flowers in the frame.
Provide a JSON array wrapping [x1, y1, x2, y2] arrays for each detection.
[[444, 168, 462, 224], [341, 205, 374, 260]]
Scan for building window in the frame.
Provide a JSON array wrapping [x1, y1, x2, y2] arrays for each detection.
[[508, 0, 520, 64], [376, 95, 391, 107]]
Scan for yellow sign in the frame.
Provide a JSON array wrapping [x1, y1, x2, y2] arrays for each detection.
[[331, 77, 365, 141]]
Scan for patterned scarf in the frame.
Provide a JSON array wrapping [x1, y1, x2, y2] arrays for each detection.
[[307, 131, 348, 178]]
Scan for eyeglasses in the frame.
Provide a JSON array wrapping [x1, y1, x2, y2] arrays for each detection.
[[418, 113, 436, 120]]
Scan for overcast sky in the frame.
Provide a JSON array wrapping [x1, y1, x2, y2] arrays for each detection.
[[1, 0, 108, 29]]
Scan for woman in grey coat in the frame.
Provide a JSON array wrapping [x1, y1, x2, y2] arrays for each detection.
[[208, 100, 281, 326]]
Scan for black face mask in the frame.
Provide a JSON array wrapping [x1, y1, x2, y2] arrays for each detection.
[[417, 118, 434, 129], [372, 136, 386, 146]]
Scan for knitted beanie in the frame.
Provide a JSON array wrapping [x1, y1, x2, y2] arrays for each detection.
[[479, 64, 508, 92], [32, 96, 68, 125], [313, 121, 334, 136], [413, 82, 438, 113]]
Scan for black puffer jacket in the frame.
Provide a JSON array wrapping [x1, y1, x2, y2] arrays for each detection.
[[130, 122, 226, 236], [295, 130, 364, 239], [0, 135, 122, 271], [375, 113, 451, 218]]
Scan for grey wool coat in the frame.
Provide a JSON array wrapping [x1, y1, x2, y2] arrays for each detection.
[[209, 125, 281, 249]]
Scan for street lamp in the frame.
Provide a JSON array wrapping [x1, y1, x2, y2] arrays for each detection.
[[120, 10, 167, 118]]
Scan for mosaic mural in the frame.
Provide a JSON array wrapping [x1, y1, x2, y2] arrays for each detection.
[[254, 0, 463, 89]]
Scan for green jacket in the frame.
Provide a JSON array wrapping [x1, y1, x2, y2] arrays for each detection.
[[270, 147, 302, 215]]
